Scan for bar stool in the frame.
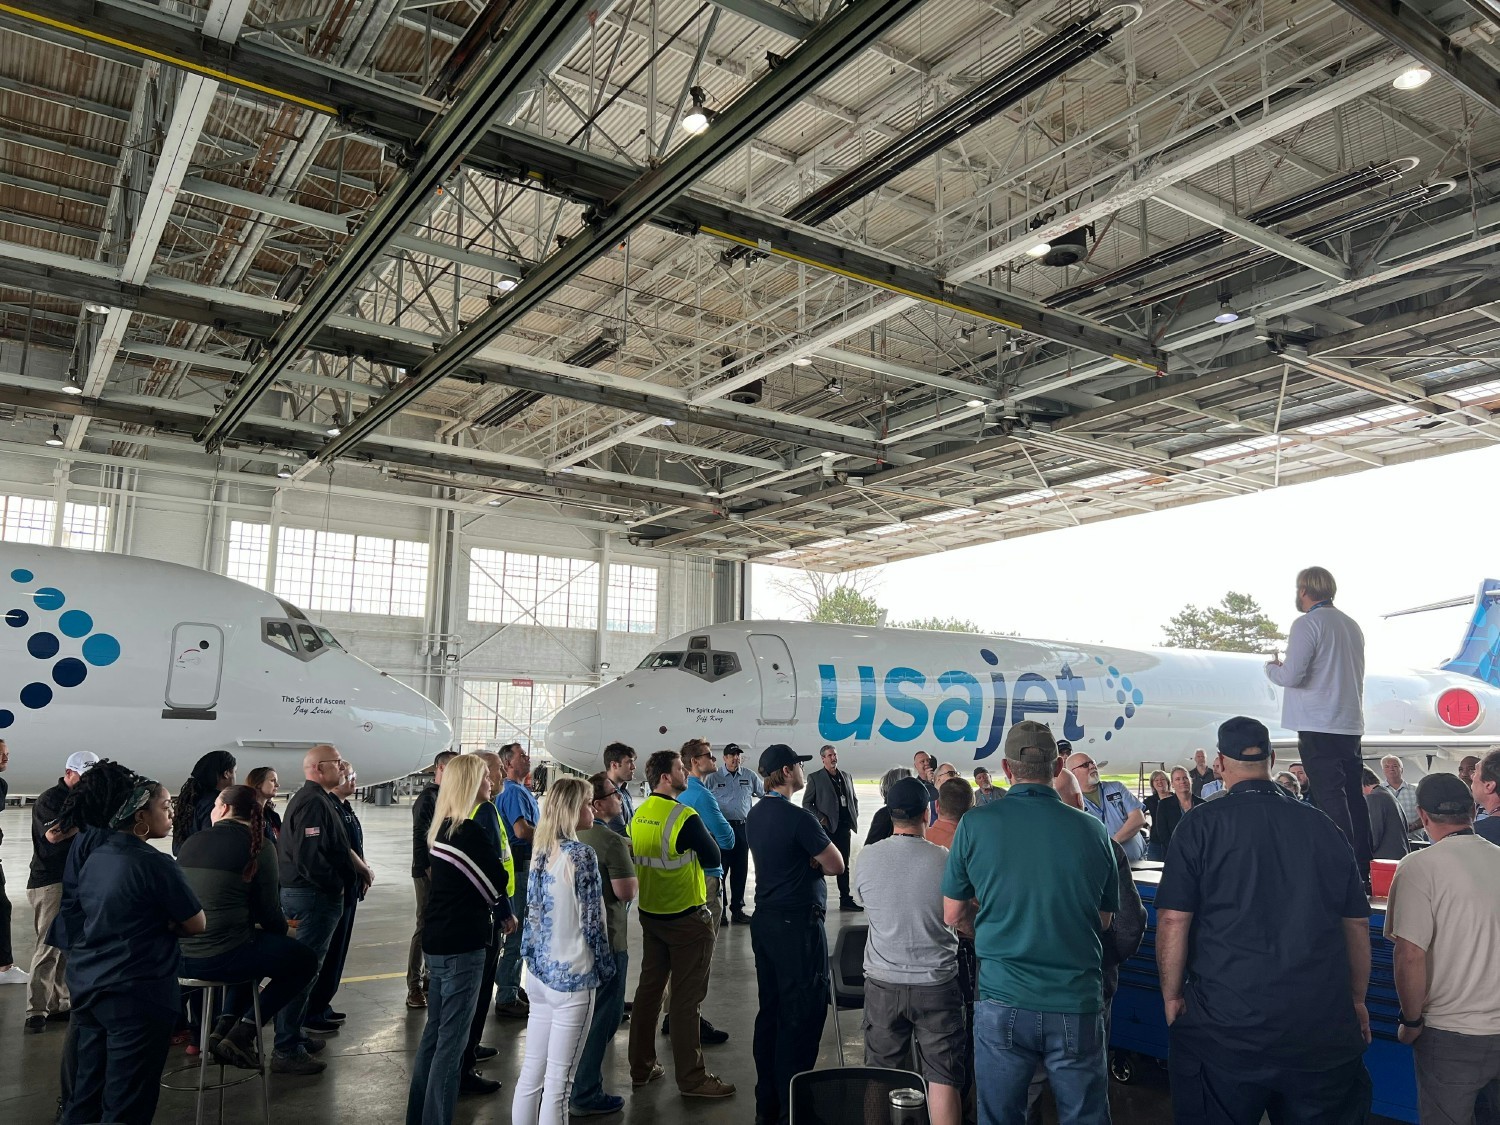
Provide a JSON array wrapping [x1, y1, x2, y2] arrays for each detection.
[[161, 978, 270, 1125]]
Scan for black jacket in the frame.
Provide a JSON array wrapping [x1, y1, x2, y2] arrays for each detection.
[[423, 818, 513, 955], [276, 780, 354, 895], [29, 779, 72, 889], [412, 783, 439, 877], [1103, 841, 1146, 1000]]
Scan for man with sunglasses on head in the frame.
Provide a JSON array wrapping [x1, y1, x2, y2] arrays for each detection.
[[1062, 742, 1147, 863]]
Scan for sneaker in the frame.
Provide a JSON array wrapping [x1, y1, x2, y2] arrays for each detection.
[[661, 1016, 728, 1044], [731, 911, 753, 925], [271, 1050, 326, 1075], [302, 1018, 340, 1035], [23, 1015, 45, 1034], [839, 899, 864, 913], [208, 1015, 236, 1053], [631, 1063, 665, 1088], [47, 1010, 71, 1022], [494, 999, 529, 1019], [681, 1074, 736, 1099], [406, 986, 427, 1010], [321, 1010, 347, 1024], [473, 1045, 498, 1062], [0, 965, 30, 985], [569, 1093, 625, 1116], [458, 1070, 501, 1095], [300, 1036, 326, 1055]]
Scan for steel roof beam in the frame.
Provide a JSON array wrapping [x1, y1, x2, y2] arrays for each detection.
[[1327, 0, 1500, 117], [1154, 184, 1353, 281]]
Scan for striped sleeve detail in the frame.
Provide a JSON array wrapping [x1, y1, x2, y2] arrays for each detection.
[[431, 840, 501, 905]]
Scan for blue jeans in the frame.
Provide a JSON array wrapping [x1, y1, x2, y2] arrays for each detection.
[[274, 888, 344, 1055], [571, 950, 628, 1108], [406, 949, 486, 1125], [974, 1001, 1110, 1125], [495, 880, 528, 1004], [181, 930, 319, 1028]]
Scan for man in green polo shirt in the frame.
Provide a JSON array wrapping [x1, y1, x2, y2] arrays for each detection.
[[942, 721, 1118, 1125]]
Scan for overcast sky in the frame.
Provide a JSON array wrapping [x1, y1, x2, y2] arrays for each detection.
[[749, 443, 1500, 675]]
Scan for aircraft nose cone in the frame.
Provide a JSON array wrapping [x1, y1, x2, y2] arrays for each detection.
[[546, 701, 601, 772]]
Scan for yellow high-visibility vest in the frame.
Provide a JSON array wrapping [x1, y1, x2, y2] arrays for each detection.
[[471, 801, 516, 898], [629, 794, 706, 914]]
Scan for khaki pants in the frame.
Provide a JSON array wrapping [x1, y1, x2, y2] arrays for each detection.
[[629, 906, 715, 1091], [407, 874, 429, 990], [27, 883, 68, 1017]]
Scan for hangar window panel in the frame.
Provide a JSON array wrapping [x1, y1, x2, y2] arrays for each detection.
[[226, 521, 270, 589], [0, 495, 56, 545], [275, 527, 429, 617], [60, 503, 108, 551], [458, 678, 590, 753], [606, 564, 658, 634], [468, 549, 599, 628]]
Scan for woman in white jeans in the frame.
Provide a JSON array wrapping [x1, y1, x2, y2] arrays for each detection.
[[512, 777, 615, 1125]]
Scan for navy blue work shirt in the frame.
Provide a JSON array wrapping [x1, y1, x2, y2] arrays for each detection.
[[1475, 812, 1500, 847], [1155, 778, 1370, 1070], [67, 832, 203, 1017], [747, 790, 831, 912]]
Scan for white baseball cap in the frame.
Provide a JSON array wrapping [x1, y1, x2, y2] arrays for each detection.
[[64, 751, 98, 775]]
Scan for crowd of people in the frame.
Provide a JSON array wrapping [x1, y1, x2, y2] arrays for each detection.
[[1, 562, 1499, 1125]]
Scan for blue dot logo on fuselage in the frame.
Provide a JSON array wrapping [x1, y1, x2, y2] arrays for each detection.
[[2, 573, 122, 720]]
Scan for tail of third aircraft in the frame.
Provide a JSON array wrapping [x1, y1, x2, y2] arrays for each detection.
[[1441, 579, 1500, 687]]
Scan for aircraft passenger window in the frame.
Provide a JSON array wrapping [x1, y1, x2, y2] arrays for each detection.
[[712, 653, 740, 678], [263, 621, 297, 655], [296, 624, 325, 655]]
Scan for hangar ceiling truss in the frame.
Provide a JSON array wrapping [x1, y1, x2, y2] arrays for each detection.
[[0, 0, 1498, 567]]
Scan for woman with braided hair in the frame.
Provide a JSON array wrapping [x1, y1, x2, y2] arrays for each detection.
[[172, 749, 237, 856], [178, 783, 318, 1070], [63, 775, 204, 1125]]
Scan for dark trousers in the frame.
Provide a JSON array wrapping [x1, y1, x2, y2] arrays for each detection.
[[629, 907, 716, 1091], [0, 859, 11, 966], [1413, 1026, 1500, 1125], [751, 906, 829, 1124], [64, 994, 175, 1125], [830, 824, 853, 903], [1299, 731, 1372, 875], [407, 874, 429, 990], [724, 820, 750, 915], [465, 925, 502, 1069], [1168, 1031, 1370, 1124], [181, 931, 319, 1027], [308, 892, 357, 1018]]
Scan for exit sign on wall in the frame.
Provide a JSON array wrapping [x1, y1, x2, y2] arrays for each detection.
[[511, 678, 534, 688]]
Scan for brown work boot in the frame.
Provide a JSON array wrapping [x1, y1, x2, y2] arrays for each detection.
[[406, 985, 426, 1009], [680, 1074, 735, 1099]]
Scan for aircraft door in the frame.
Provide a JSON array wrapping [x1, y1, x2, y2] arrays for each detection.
[[748, 634, 797, 723], [165, 622, 225, 717]]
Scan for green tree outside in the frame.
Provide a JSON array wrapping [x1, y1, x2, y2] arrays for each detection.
[[1162, 591, 1286, 654]]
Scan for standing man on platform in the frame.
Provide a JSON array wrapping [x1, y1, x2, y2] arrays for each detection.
[[601, 743, 637, 836], [750, 744, 844, 1125], [707, 743, 762, 924], [1188, 749, 1214, 799], [1265, 566, 1371, 881], [1155, 716, 1372, 1123], [1386, 773, 1500, 1124], [802, 744, 862, 912], [493, 743, 537, 1020], [407, 750, 454, 1009]]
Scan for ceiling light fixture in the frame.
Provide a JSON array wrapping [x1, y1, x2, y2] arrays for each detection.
[[60, 376, 83, 396], [495, 276, 519, 293], [1213, 300, 1240, 325], [657, 417, 677, 427], [681, 86, 713, 135], [276, 464, 293, 479], [1025, 241, 1051, 259], [792, 355, 814, 367], [965, 398, 985, 409], [45, 423, 64, 447], [325, 425, 342, 436], [84, 302, 109, 315], [820, 450, 837, 459], [1392, 65, 1433, 90], [706, 488, 722, 498]]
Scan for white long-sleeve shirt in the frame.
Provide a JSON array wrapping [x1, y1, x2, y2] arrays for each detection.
[[1265, 603, 1365, 736]]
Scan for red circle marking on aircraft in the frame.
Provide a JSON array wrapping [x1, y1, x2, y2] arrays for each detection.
[[1437, 687, 1482, 729]]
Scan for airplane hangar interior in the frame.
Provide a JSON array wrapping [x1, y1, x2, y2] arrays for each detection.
[[1, 0, 1499, 1119]]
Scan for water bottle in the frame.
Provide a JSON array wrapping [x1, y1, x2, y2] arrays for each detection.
[[889, 1087, 927, 1125]]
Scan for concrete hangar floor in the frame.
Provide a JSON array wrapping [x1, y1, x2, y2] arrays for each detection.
[[0, 787, 1389, 1125]]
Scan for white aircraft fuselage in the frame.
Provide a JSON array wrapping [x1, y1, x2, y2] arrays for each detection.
[[547, 619, 1500, 777], [0, 545, 451, 794]]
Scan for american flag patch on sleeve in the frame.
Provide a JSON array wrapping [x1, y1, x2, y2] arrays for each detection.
[[304, 826, 321, 837]]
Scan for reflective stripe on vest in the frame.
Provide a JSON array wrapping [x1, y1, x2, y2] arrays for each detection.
[[629, 794, 705, 913], [634, 801, 693, 870]]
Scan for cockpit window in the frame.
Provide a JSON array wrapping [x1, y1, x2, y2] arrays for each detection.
[[636, 646, 741, 683], [316, 627, 342, 651], [297, 625, 325, 655], [264, 621, 296, 655]]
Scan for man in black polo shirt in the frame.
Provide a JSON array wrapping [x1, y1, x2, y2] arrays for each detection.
[[1156, 716, 1372, 1124], [747, 744, 845, 1125]]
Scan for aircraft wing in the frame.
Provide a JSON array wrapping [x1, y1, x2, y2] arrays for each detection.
[[1268, 734, 1496, 761]]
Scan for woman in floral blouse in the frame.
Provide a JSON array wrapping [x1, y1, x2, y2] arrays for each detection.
[[511, 777, 615, 1125]]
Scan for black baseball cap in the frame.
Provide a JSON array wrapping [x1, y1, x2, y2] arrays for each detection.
[[722, 743, 743, 756], [1217, 716, 1271, 761], [759, 743, 812, 775], [886, 777, 931, 819], [1418, 772, 1474, 817]]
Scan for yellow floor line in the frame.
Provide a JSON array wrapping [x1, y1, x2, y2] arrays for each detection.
[[339, 972, 407, 983]]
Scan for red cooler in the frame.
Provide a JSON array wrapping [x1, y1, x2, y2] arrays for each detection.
[[1371, 859, 1399, 898]]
